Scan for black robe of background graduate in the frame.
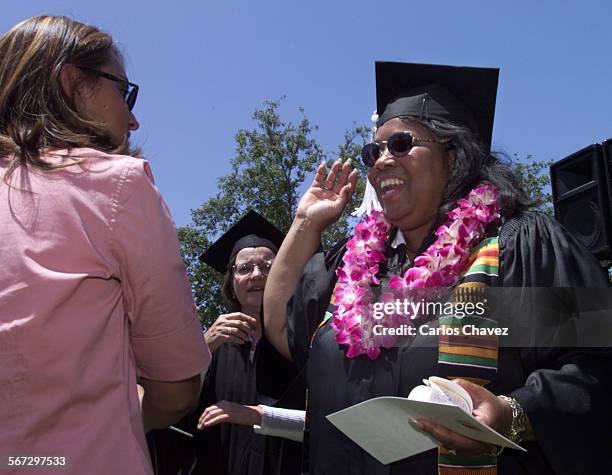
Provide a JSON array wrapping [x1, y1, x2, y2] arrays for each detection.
[[148, 336, 302, 475], [189, 334, 302, 475]]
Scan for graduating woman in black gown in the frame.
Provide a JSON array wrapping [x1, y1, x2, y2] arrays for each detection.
[[263, 62, 612, 475], [149, 211, 302, 475]]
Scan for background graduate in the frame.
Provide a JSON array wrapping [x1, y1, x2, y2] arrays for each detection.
[[149, 210, 303, 475]]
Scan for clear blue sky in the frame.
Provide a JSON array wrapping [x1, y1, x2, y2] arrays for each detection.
[[4, 1, 612, 226]]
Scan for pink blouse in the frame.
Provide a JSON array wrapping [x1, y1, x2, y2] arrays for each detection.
[[0, 148, 211, 474]]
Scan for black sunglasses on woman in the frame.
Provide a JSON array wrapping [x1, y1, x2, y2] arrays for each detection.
[[78, 66, 139, 111], [361, 131, 452, 167]]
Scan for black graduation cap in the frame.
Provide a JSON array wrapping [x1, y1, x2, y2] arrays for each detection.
[[375, 62, 499, 149], [199, 210, 285, 273]]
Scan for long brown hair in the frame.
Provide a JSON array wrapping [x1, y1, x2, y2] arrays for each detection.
[[0, 15, 138, 184]]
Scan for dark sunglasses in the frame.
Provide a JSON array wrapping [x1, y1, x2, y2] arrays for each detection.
[[361, 131, 449, 167], [78, 66, 139, 111], [233, 260, 274, 276]]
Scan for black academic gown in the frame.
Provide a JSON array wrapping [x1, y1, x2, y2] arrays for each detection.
[[287, 212, 612, 475], [148, 336, 303, 475]]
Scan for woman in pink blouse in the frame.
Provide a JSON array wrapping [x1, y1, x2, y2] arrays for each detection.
[[0, 15, 210, 474]]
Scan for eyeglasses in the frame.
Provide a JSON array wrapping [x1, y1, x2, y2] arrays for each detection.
[[233, 260, 274, 276], [361, 131, 448, 167], [78, 67, 139, 111]]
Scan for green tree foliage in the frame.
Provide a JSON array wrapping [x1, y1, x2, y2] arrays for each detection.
[[509, 154, 554, 215], [178, 99, 369, 326]]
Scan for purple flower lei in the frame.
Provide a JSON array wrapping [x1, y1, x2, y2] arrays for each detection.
[[330, 184, 501, 360]]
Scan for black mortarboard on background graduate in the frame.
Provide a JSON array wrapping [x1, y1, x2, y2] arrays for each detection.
[[199, 210, 285, 273], [375, 62, 499, 150]]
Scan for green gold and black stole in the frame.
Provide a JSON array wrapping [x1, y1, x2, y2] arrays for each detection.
[[437, 236, 500, 475]]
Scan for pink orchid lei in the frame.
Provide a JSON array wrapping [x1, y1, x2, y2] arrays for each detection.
[[330, 184, 501, 360]]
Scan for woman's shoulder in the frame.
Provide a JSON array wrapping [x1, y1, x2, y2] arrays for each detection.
[[498, 209, 600, 258], [63, 147, 150, 176], [499, 210, 559, 245], [44, 147, 156, 194], [498, 209, 609, 287], [28, 148, 162, 224]]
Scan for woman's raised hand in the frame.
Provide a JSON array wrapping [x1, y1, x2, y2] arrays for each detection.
[[296, 159, 358, 232]]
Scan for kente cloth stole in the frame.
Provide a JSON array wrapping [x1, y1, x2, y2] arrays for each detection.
[[437, 236, 500, 475]]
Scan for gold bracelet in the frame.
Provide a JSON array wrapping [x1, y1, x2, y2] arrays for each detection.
[[498, 395, 527, 444]]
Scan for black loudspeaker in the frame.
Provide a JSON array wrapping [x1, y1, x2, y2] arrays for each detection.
[[550, 143, 612, 259], [602, 138, 612, 227]]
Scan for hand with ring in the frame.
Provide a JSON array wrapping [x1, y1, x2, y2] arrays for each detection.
[[204, 312, 258, 353], [410, 379, 513, 457]]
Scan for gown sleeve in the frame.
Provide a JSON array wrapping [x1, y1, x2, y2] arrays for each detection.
[[286, 239, 347, 370], [499, 211, 612, 475], [189, 354, 228, 474]]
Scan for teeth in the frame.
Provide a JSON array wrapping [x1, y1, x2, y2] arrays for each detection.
[[380, 178, 405, 190]]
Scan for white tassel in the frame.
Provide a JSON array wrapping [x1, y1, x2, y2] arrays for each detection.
[[352, 110, 383, 217], [369, 110, 379, 140]]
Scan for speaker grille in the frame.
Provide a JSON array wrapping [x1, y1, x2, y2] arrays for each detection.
[[555, 187, 602, 250], [551, 143, 612, 259]]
